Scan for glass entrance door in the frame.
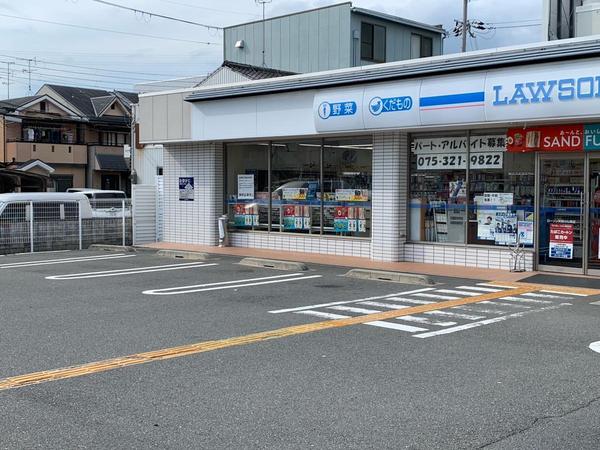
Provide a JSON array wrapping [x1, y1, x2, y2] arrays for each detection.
[[588, 159, 600, 274], [538, 157, 585, 273]]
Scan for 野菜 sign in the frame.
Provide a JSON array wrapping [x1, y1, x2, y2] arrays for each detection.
[[507, 124, 600, 152], [549, 223, 574, 260]]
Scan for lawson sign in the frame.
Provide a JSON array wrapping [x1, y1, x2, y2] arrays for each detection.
[[313, 58, 600, 133]]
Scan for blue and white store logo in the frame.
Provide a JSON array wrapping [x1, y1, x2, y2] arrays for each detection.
[[368, 96, 413, 116], [318, 101, 357, 119]]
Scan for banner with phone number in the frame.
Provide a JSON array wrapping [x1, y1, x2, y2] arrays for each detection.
[[416, 152, 503, 170]]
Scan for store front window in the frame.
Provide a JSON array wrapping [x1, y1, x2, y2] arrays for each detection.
[[225, 137, 373, 238], [226, 142, 270, 231], [409, 133, 467, 243], [323, 137, 372, 237], [271, 140, 321, 234], [468, 136, 535, 249]]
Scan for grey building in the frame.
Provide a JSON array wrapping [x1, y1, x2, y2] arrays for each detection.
[[223, 2, 444, 73]]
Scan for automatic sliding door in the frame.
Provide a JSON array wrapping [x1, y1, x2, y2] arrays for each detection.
[[538, 157, 584, 273]]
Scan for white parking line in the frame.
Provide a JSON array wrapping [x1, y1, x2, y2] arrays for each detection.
[[413, 303, 569, 339], [412, 293, 460, 300], [0, 254, 135, 268], [294, 310, 428, 332], [328, 305, 381, 314], [359, 301, 456, 326], [435, 289, 480, 297], [364, 321, 427, 333], [590, 341, 600, 354], [424, 310, 485, 320], [144, 273, 323, 295], [46, 262, 218, 280], [456, 286, 504, 293], [268, 288, 436, 314], [500, 296, 553, 304]]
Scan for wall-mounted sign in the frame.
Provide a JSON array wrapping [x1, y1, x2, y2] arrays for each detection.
[[313, 59, 600, 133], [507, 124, 600, 152], [237, 174, 254, 200], [413, 135, 505, 170], [178, 177, 194, 202], [549, 222, 574, 259]]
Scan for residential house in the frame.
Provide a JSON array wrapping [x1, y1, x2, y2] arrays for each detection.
[[0, 84, 138, 195]]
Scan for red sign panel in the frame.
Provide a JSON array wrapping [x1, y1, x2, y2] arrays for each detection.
[[507, 125, 584, 153], [550, 223, 574, 244]]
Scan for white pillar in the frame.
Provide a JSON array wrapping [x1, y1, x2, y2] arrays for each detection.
[[371, 131, 408, 262]]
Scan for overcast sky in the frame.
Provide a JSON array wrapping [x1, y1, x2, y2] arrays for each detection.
[[0, 0, 542, 99]]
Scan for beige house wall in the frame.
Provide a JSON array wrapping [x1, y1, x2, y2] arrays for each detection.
[[6, 143, 87, 165]]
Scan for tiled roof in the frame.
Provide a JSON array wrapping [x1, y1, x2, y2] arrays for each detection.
[[221, 61, 296, 80], [45, 85, 138, 118]]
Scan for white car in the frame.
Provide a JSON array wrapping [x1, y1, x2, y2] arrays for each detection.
[[66, 189, 130, 218]]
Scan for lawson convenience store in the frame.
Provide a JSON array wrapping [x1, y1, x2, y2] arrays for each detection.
[[147, 39, 600, 273]]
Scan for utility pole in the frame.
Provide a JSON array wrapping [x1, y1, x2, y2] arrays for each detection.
[[5, 62, 14, 98], [255, 0, 271, 67], [461, 0, 468, 52]]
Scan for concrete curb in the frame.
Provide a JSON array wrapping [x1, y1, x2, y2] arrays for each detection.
[[156, 249, 210, 260], [88, 244, 136, 253], [344, 269, 434, 285], [239, 257, 309, 271]]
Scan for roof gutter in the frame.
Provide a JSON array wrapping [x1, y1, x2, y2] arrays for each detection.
[[185, 39, 600, 102]]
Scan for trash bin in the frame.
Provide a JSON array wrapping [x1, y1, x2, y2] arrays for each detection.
[[218, 214, 229, 247]]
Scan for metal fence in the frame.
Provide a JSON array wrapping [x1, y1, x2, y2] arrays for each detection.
[[0, 199, 132, 255]]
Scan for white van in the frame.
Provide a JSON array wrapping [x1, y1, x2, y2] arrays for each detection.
[[0, 192, 94, 220], [66, 189, 130, 218]]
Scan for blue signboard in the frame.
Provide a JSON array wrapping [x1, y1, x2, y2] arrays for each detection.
[[318, 101, 357, 119], [368, 96, 413, 116]]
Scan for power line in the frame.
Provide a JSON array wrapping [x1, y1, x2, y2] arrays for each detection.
[[0, 13, 220, 45], [492, 24, 542, 29], [155, 0, 261, 17], [5, 60, 161, 82], [0, 54, 185, 78], [89, 0, 223, 30]]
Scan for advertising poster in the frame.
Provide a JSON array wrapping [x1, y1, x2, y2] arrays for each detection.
[[178, 177, 194, 201], [283, 205, 310, 230], [517, 221, 534, 246], [494, 212, 517, 246], [335, 189, 369, 202], [549, 223, 574, 259], [232, 204, 258, 227], [282, 188, 308, 201], [505, 124, 600, 152], [237, 174, 255, 200]]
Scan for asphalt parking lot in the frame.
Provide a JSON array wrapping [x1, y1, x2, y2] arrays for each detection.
[[2, 249, 600, 449]]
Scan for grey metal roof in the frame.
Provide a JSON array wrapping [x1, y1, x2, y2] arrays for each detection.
[[186, 37, 600, 103], [0, 95, 42, 110], [352, 7, 445, 34]]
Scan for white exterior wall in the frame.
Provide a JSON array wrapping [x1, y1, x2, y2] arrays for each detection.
[[163, 143, 223, 245], [371, 131, 407, 262], [135, 144, 164, 186]]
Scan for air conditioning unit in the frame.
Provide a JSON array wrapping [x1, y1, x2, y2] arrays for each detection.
[[576, 0, 600, 37]]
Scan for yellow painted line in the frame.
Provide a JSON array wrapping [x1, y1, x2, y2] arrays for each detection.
[[0, 286, 537, 392], [487, 281, 600, 296]]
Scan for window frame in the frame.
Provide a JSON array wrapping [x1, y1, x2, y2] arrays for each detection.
[[361, 22, 386, 63]]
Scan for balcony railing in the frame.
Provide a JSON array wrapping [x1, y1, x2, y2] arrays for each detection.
[[7, 137, 85, 145]]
